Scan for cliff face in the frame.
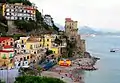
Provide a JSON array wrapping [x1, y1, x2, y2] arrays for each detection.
[[0, 0, 59, 35]]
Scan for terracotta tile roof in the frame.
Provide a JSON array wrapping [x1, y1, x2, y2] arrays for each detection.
[[0, 50, 14, 53], [0, 37, 12, 43], [65, 18, 73, 22], [27, 38, 39, 42], [3, 45, 13, 48]]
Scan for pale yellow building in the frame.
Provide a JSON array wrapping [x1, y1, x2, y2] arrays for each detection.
[[34, 34, 60, 57]]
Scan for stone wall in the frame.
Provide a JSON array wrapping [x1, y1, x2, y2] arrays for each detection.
[[7, 21, 17, 35]]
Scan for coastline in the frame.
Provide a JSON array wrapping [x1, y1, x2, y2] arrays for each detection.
[[42, 53, 99, 83]]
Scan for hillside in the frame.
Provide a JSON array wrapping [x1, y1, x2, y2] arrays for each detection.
[[78, 26, 120, 35], [0, 0, 59, 35], [78, 26, 103, 34]]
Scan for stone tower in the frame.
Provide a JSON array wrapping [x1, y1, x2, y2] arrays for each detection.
[[65, 18, 78, 40], [65, 18, 86, 56]]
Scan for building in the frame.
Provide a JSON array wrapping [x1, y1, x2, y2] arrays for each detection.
[[14, 53, 35, 68], [0, 44, 14, 68], [0, 37, 14, 48], [65, 18, 78, 40], [14, 36, 46, 67], [0, 50, 14, 67], [31, 34, 61, 57], [2, 3, 37, 35], [65, 18, 86, 55], [44, 15, 53, 26], [0, 37, 14, 68], [2, 3, 36, 21], [25, 37, 46, 63]]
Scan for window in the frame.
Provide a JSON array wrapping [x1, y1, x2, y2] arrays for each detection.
[[34, 45, 36, 48], [21, 45, 24, 48], [34, 52, 36, 54], [47, 39, 49, 41], [24, 57, 26, 61], [11, 9, 14, 12], [54, 51, 55, 53], [47, 44, 49, 46], [22, 17, 24, 20], [40, 39, 42, 42], [27, 56, 29, 59], [21, 40, 24, 43], [15, 50, 17, 53], [30, 45, 33, 49], [2, 44, 4, 46], [6, 13, 10, 16], [6, 9, 10, 12], [6, 42, 8, 45], [10, 42, 13, 46], [40, 44, 41, 47], [20, 58, 22, 61]]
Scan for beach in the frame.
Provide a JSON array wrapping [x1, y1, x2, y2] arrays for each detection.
[[42, 57, 98, 83]]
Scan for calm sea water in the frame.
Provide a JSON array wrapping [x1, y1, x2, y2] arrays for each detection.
[[83, 35, 120, 83]]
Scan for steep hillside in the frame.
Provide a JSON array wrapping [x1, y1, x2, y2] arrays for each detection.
[[0, 0, 59, 35]]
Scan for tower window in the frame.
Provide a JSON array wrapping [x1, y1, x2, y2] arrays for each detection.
[[47, 39, 49, 41]]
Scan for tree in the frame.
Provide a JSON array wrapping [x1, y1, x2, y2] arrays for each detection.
[[19, 65, 43, 76], [14, 76, 66, 83], [0, 80, 5, 83], [54, 37, 62, 45], [0, 0, 58, 34], [45, 50, 53, 56]]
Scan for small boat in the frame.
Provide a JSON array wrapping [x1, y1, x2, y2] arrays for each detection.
[[110, 49, 116, 52]]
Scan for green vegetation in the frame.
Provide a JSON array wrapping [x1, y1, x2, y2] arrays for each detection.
[[2, 0, 32, 6], [63, 37, 77, 58], [14, 76, 65, 83], [17, 65, 65, 83], [46, 50, 53, 56], [0, 80, 5, 83], [54, 37, 62, 45], [19, 65, 42, 76], [1, 34, 26, 40]]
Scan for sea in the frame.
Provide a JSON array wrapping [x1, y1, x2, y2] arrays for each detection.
[[82, 35, 120, 83]]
